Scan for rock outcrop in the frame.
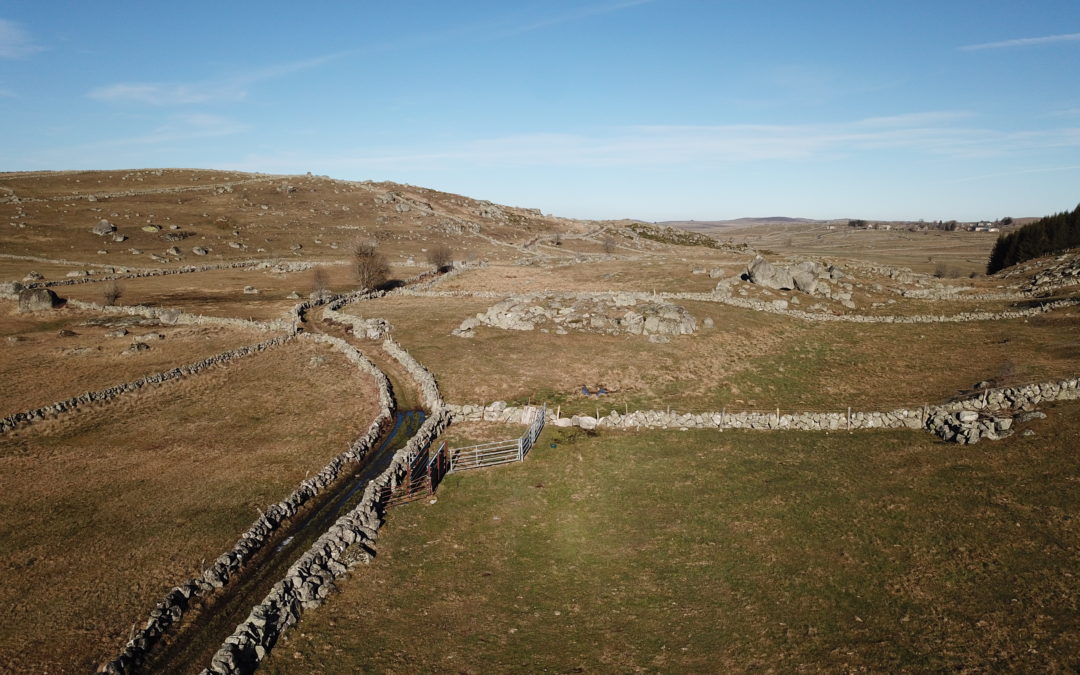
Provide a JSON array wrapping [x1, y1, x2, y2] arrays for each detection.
[[17, 287, 62, 312], [453, 293, 696, 341]]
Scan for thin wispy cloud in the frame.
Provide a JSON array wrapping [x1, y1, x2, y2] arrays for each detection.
[[495, 0, 656, 37], [73, 113, 248, 148], [235, 113, 1080, 173], [89, 82, 247, 106], [0, 18, 43, 59], [946, 164, 1080, 184], [86, 51, 350, 106], [960, 31, 1080, 51]]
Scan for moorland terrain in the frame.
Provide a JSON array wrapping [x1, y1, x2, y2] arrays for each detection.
[[0, 169, 1077, 673]]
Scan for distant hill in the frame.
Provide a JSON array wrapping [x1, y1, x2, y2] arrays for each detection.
[[658, 217, 826, 229], [657, 217, 831, 233]]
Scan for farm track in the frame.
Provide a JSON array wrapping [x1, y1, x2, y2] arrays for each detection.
[[134, 410, 423, 675], [132, 306, 432, 674]]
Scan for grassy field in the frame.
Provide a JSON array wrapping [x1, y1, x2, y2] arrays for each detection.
[[0, 339, 381, 673], [0, 301, 266, 416], [721, 223, 1000, 277], [352, 294, 1080, 414], [264, 400, 1080, 673]]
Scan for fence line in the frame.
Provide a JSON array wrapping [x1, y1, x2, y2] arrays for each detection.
[[449, 404, 546, 473]]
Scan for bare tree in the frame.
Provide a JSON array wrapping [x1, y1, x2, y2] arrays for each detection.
[[353, 241, 390, 291], [311, 266, 330, 299], [601, 236, 617, 254], [102, 280, 123, 306], [426, 244, 453, 271]]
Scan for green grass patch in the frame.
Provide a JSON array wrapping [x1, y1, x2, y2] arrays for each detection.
[[264, 402, 1080, 673]]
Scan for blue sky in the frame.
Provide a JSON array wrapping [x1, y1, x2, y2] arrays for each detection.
[[1, 1, 1078, 221]]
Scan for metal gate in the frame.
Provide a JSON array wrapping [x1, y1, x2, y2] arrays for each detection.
[[381, 441, 449, 506], [449, 404, 546, 473]]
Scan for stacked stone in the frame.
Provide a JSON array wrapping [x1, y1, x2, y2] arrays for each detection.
[[23, 260, 270, 289], [449, 377, 1079, 443], [200, 390, 449, 675], [102, 333, 394, 674], [382, 337, 445, 413], [924, 410, 1014, 444], [2, 336, 293, 434], [60, 297, 291, 333]]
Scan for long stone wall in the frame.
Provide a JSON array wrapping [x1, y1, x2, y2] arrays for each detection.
[[23, 260, 315, 289], [62, 297, 292, 333], [449, 377, 1080, 443], [199, 313, 450, 675], [1, 336, 293, 435], [102, 333, 395, 674], [201, 408, 450, 675], [398, 287, 1079, 324]]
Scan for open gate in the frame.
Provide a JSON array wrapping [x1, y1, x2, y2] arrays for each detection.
[[381, 404, 546, 507], [381, 441, 450, 506]]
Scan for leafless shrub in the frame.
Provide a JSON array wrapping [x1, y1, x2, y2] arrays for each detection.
[[601, 236, 616, 254], [426, 244, 453, 271], [102, 281, 123, 306], [312, 266, 329, 297], [353, 241, 390, 291]]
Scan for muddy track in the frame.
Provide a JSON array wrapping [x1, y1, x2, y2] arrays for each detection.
[[133, 410, 423, 675]]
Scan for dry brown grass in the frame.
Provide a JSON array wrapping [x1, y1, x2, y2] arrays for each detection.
[[723, 222, 999, 276], [351, 294, 1080, 413], [0, 169, 582, 266], [0, 338, 381, 673], [439, 260, 733, 294], [0, 301, 266, 416]]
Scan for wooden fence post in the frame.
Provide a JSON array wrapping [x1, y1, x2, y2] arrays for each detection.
[[847, 406, 851, 431]]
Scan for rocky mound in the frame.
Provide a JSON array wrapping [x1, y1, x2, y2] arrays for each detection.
[[453, 293, 697, 342], [743, 255, 843, 294]]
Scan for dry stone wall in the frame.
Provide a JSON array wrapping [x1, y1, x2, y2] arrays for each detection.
[[21, 259, 314, 289], [397, 287, 1079, 324], [448, 376, 1079, 444], [1, 336, 293, 434], [62, 297, 292, 333], [102, 332, 394, 674], [199, 408, 449, 675], [198, 316, 449, 675]]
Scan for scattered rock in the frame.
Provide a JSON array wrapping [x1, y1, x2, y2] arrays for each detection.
[[243, 286, 259, 294], [92, 219, 116, 236], [192, 247, 209, 256], [57, 329, 77, 337]]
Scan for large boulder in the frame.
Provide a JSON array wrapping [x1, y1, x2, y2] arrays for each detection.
[[18, 288, 62, 312], [746, 255, 795, 290]]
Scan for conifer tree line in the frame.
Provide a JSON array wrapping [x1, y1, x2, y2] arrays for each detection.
[[987, 203, 1080, 274]]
